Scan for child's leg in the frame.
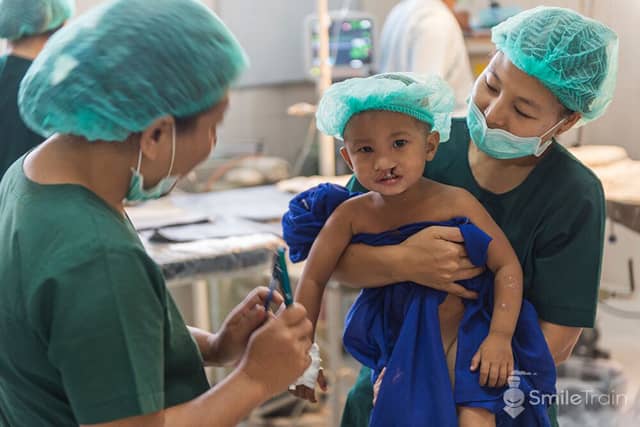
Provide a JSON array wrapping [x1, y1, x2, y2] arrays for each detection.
[[458, 407, 495, 427], [439, 295, 496, 427], [445, 338, 458, 392], [438, 294, 464, 385]]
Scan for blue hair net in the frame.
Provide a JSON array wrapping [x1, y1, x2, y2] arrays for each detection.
[[492, 6, 618, 127], [0, 0, 74, 40], [316, 72, 455, 142], [19, 0, 248, 141]]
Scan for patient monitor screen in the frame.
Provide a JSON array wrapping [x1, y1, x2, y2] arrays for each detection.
[[307, 14, 374, 79]]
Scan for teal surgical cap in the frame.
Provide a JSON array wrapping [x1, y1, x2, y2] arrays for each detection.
[[492, 6, 618, 127], [316, 73, 455, 142], [0, 0, 74, 40], [19, 0, 248, 141]]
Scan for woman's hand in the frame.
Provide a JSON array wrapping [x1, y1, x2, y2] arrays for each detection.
[[207, 287, 284, 366], [238, 303, 313, 398], [401, 226, 483, 299]]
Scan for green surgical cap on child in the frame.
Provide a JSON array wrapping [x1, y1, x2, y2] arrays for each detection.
[[19, 0, 248, 141], [492, 6, 618, 127], [0, 0, 74, 40], [316, 73, 455, 142]]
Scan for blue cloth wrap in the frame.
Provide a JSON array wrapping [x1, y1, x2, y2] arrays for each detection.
[[282, 184, 556, 427]]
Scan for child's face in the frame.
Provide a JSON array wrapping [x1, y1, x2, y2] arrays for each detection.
[[341, 110, 439, 196]]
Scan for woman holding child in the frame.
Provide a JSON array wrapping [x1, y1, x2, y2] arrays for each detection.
[[285, 6, 618, 427]]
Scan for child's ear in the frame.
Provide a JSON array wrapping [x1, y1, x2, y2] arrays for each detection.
[[339, 146, 354, 171], [425, 131, 440, 161]]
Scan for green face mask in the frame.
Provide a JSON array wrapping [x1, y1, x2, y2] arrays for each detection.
[[125, 125, 179, 202], [466, 98, 566, 159]]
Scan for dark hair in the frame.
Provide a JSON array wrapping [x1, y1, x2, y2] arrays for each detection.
[[413, 117, 432, 136], [44, 26, 63, 37], [174, 113, 200, 133]]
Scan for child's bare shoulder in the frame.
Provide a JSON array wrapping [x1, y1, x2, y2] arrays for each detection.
[[333, 192, 377, 215], [319, 193, 376, 236], [427, 180, 484, 216], [326, 192, 379, 227]]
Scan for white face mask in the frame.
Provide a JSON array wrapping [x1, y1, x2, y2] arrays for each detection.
[[466, 99, 567, 159], [125, 125, 179, 202]]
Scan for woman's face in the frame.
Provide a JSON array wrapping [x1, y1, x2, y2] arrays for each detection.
[[173, 94, 230, 176], [133, 95, 229, 191], [471, 51, 571, 139]]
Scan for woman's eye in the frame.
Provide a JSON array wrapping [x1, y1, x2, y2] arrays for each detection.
[[486, 81, 499, 93], [515, 107, 534, 119], [393, 139, 408, 148]]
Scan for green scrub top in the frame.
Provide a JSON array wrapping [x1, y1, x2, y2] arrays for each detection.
[[0, 55, 44, 178], [342, 118, 606, 427], [0, 158, 210, 425]]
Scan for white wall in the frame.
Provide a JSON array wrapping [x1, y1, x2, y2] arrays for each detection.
[[217, 82, 318, 164], [580, 0, 640, 160]]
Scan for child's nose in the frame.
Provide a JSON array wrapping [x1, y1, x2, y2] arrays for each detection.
[[374, 154, 397, 171]]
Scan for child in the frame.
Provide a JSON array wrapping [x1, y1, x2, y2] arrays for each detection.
[[282, 73, 556, 427]]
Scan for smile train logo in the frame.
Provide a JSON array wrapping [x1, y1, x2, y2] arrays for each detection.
[[503, 371, 533, 419]]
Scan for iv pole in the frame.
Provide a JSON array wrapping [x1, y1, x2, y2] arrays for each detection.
[[316, 0, 336, 176]]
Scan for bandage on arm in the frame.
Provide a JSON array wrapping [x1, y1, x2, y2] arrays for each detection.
[[289, 343, 322, 389]]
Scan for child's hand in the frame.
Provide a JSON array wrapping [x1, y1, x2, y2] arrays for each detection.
[[289, 369, 328, 403], [470, 332, 514, 388]]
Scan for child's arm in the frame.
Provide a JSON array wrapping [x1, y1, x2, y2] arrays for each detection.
[[294, 200, 356, 336], [454, 189, 523, 387], [290, 200, 357, 402]]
